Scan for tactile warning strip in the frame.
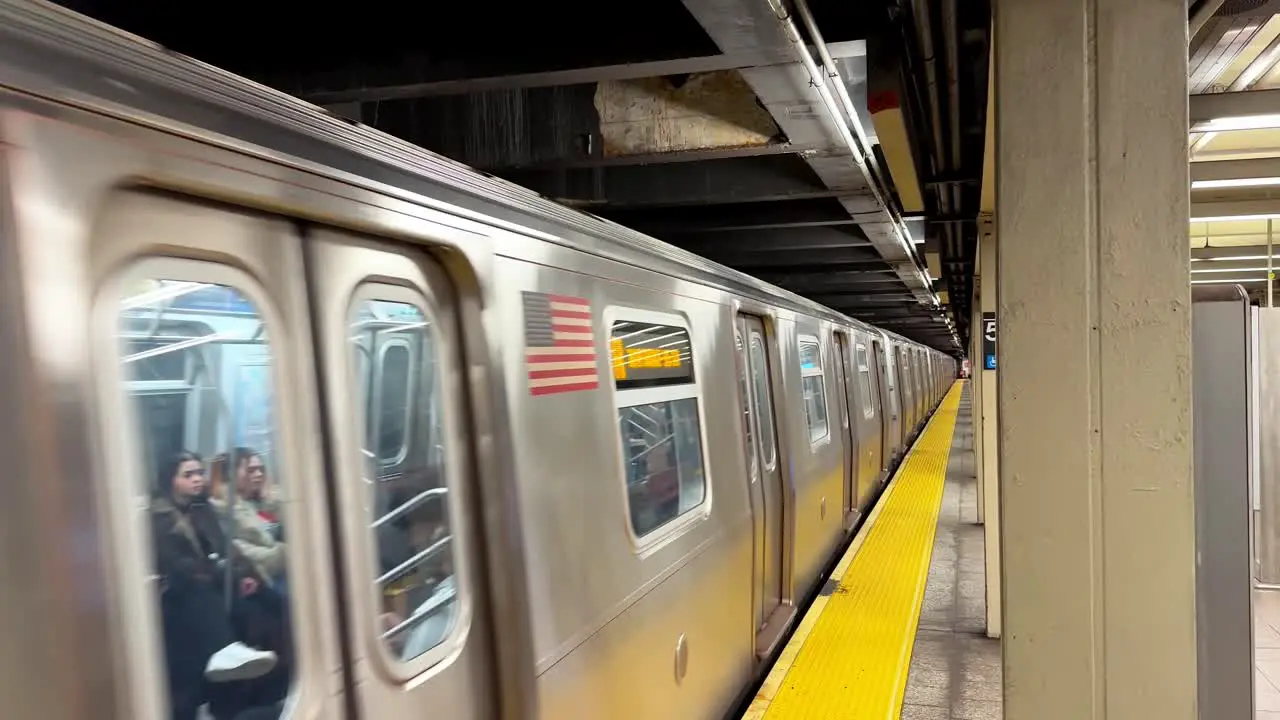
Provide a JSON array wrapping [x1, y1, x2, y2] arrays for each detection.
[[745, 381, 964, 720]]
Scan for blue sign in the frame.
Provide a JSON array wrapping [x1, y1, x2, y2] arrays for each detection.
[[981, 313, 997, 370]]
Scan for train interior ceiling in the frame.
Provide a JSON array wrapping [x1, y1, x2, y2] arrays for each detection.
[[55, 0, 991, 355]]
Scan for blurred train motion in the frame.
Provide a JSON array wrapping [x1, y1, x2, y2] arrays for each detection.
[[0, 3, 956, 719]]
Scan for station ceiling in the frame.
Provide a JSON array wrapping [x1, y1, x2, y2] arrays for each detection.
[[57, 0, 995, 353], [1190, 0, 1280, 301]]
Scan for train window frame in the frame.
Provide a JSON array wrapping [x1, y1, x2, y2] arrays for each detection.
[[747, 330, 777, 472], [93, 257, 304, 719], [345, 281, 474, 682], [798, 334, 830, 446], [855, 343, 875, 419], [372, 335, 416, 467], [602, 305, 712, 551]]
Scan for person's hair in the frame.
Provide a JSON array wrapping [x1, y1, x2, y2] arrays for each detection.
[[155, 450, 202, 496], [209, 446, 259, 499]]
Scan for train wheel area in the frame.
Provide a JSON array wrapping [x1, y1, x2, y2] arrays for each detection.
[[739, 382, 998, 720]]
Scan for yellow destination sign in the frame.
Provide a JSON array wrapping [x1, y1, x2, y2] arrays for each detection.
[[611, 338, 683, 380]]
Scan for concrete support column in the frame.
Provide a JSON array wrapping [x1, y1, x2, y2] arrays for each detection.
[[978, 224, 1001, 640], [997, 0, 1195, 718]]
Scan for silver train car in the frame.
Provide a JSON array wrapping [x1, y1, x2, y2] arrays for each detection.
[[0, 3, 956, 720]]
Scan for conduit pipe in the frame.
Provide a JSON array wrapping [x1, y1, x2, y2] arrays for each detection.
[[1191, 0, 1226, 40], [768, 0, 937, 300]]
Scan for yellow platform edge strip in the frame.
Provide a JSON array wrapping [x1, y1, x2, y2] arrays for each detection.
[[742, 381, 965, 720]]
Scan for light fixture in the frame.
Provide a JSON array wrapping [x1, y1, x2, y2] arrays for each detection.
[[1190, 278, 1269, 284], [1192, 176, 1280, 189], [1191, 254, 1280, 262], [1189, 265, 1272, 273], [1194, 114, 1280, 133], [1191, 213, 1280, 222]]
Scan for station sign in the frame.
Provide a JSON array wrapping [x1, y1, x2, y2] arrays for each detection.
[[610, 321, 694, 390], [982, 312, 997, 370]]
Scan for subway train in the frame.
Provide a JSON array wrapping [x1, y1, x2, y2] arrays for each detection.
[[0, 3, 955, 720]]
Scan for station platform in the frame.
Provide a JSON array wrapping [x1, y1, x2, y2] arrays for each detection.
[[742, 382, 1001, 720]]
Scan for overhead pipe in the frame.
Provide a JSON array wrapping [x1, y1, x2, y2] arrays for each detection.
[[940, 0, 964, 221], [792, 0, 894, 195], [909, 0, 948, 183], [905, 0, 961, 308], [765, 0, 937, 300], [768, 0, 942, 298], [1191, 0, 1226, 41]]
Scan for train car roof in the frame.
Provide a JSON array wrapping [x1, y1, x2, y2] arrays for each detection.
[[0, 0, 940, 352]]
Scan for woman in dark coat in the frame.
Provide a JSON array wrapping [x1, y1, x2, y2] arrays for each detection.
[[150, 451, 278, 720]]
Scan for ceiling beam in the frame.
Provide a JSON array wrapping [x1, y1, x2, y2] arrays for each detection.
[[815, 292, 920, 305], [499, 154, 855, 208], [1192, 244, 1277, 259], [703, 246, 884, 267], [1190, 258, 1275, 272], [1190, 157, 1280, 182], [303, 41, 868, 104], [1192, 197, 1280, 220], [670, 226, 872, 253], [601, 198, 859, 234], [496, 143, 822, 171], [1189, 88, 1280, 130]]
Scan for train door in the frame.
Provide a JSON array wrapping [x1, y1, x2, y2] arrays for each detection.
[[736, 313, 787, 655], [306, 229, 500, 719], [97, 193, 344, 720], [832, 330, 858, 528], [871, 338, 895, 475]]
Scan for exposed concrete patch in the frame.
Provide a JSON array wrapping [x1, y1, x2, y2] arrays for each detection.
[[594, 70, 779, 156]]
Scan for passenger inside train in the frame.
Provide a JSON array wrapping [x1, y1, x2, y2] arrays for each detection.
[[210, 448, 288, 591], [148, 450, 282, 720], [122, 280, 299, 720]]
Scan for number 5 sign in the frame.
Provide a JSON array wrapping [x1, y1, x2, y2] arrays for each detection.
[[982, 312, 997, 370]]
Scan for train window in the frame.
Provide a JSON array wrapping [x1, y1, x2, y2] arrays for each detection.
[[799, 336, 829, 444], [749, 334, 777, 469], [349, 296, 457, 666], [117, 277, 296, 720], [855, 344, 875, 418], [735, 330, 758, 480], [376, 342, 413, 462], [610, 316, 707, 539]]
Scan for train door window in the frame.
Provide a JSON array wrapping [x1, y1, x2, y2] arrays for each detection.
[[116, 274, 297, 720], [736, 330, 758, 480], [855, 343, 875, 418], [348, 294, 459, 667], [375, 342, 413, 462], [798, 336, 830, 444], [609, 313, 707, 540], [749, 334, 777, 468]]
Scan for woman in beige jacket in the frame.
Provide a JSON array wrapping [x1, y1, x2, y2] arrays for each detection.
[[210, 447, 288, 585]]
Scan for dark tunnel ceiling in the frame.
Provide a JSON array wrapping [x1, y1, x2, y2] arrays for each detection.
[[58, 0, 989, 353]]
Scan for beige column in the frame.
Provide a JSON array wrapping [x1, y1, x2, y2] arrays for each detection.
[[997, 0, 1195, 718], [973, 263, 986, 525], [971, 276, 985, 529], [978, 223, 1001, 640]]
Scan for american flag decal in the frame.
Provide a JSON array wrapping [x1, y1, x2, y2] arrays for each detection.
[[522, 292, 599, 396]]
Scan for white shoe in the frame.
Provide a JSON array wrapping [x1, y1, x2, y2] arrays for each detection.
[[204, 642, 277, 682]]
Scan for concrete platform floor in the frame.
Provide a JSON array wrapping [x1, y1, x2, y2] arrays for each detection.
[[900, 389, 1002, 720]]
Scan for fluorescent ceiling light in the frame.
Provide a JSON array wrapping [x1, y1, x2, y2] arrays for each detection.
[[1196, 114, 1280, 132], [1192, 213, 1280, 222], [1190, 278, 1268, 284], [1191, 255, 1279, 262], [1192, 176, 1280, 189], [1190, 265, 1272, 273]]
